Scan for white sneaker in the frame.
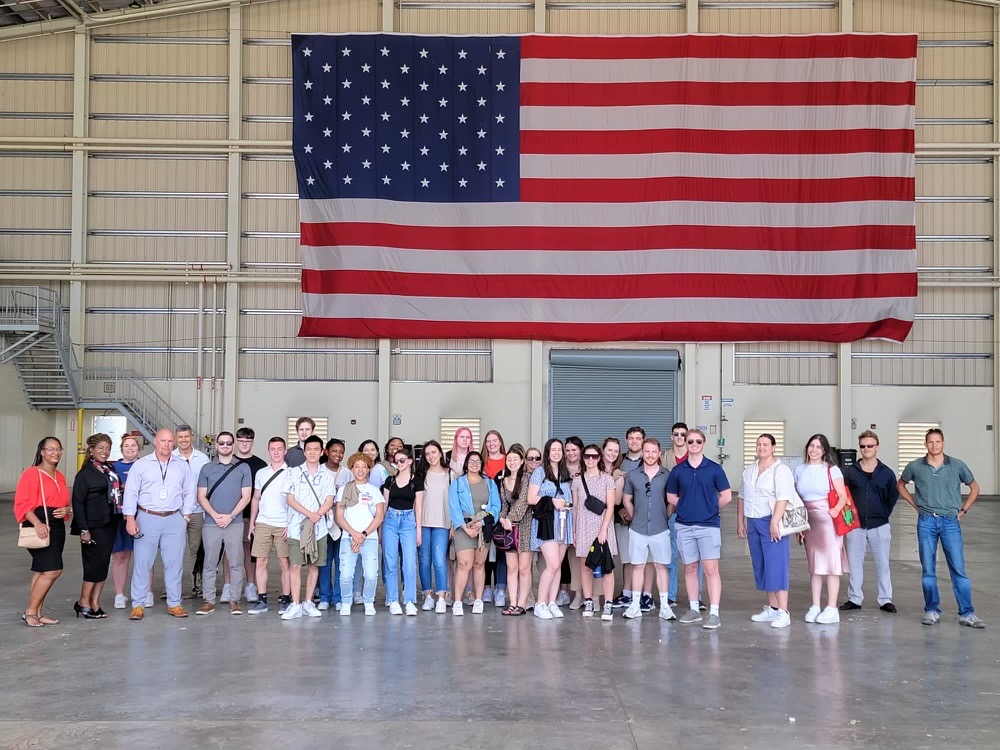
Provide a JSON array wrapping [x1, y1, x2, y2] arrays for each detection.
[[624, 601, 642, 619], [569, 592, 585, 610], [453, 601, 464, 617], [436, 597, 448, 614], [816, 606, 840, 624], [494, 589, 506, 608], [533, 602, 553, 620], [405, 602, 418, 616], [302, 601, 322, 618], [771, 610, 792, 629], [752, 606, 778, 623], [281, 602, 303, 620], [389, 602, 403, 615], [549, 604, 564, 619], [659, 603, 677, 621], [114, 594, 127, 609], [804, 605, 821, 623], [144, 592, 154, 608], [482, 586, 493, 603], [583, 600, 594, 618], [339, 603, 351, 617], [219, 584, 232, 603], [317, 601, 330, 611], [555, 590, 571, 606], [364, 603, 376, 616], [472, 599, 484, 614], [601, 603, 614, 621], [245, 583, 259, 603], [422, 594, 435, 611]]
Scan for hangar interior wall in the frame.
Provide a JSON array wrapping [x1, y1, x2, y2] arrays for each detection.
[[0, 0, 997, 492]]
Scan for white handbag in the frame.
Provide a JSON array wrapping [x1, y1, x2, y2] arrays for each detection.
[[772, 465, 810, 538], [17, 469, 51, 549]]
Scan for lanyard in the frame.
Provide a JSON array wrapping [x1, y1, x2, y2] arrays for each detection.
[[158, 457, 170, 483]]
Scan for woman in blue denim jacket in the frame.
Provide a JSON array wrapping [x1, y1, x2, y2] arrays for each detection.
[[448, 451, 501, 616]]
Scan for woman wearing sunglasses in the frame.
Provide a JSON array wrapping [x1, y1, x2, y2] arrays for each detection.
[[382, 448, 423, 615], [573, 444, 618, 620]]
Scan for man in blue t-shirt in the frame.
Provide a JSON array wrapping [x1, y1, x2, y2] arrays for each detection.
[[666, 429, 731, 630]]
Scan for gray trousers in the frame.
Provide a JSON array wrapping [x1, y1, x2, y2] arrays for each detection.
[[202, 520, 245, 604], [845, 524, 893, 606], [131, 512, 186, 608]]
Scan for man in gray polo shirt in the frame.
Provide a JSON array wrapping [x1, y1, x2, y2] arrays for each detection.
[[195, 432, 252, 616], [897, 428, 984, 629], [621, 437, 675, 622]]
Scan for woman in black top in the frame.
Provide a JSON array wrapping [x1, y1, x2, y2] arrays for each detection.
[[382, 448, 424, 615], [70, 433, 122, 619]]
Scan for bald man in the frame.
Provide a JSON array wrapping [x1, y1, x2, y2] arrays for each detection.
[[122, 429, 200, 620]]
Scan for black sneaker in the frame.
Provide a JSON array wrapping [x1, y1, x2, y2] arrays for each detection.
[[668, 600, 678, 608], [840, 600, 863, 611], [879, 602, 897, 614], [611, 594, 631, 609], [639, 594, 655, 613], [698, 600, 707, 612], [278, 595, 290, 615]]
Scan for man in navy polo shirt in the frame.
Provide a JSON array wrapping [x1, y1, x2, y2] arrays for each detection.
[[666, 429, 731, 630]]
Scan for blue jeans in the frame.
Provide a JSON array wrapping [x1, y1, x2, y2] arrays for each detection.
[[382, 508, 418, 605], [317, 535, 341, 606], [668, 515, 702, 601], [340, 536, 380, 605], [419, 526, 450, 593], [917, 513, 974, 616]]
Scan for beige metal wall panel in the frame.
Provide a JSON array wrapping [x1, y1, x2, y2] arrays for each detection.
[[0, 235, 70, 262], [917, 85, 992, 123], [88, 157, 227, 192], [90, 41, 228, 77], [94, 9, 230, 37], [85, 282, 201, 308], [241, 237, 299, 266], [87, 236, 226, 264], [391, 339, 493, 382], [917, 161, 992, 199], [700, 8, 838, 33], [0, 81, 72, 115], [856, 0, 992, 35], [0, 156, 72, 190], [90, 82, 228, 117], [918, 46, 992, 80], [0, 197, 71, 229], [87, 119, 228, 140], [853, 353, 991, 387], [916, 123, 993, 144], [0, 118, 72, 138], [244, 0, 380, 34], [546, 9, 685, 35], [918, 241, 992, 270], [243, 157, 297, 194], [87, 197, 225, 233], [397, 10, 534, 34], [243, 44, 291, 78], [241, 198, 298, 233], [734, 342, 837, 386], [0, 35, 73, 73], [244, 82, 290, 117], [242, 122, 293, 141], [917, 203, 992, 236]]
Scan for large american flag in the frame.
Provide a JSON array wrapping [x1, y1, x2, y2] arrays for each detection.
[[291, 33, 917, 343]]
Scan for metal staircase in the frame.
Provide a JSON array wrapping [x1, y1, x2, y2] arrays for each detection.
[[1, 285, 204, 449]]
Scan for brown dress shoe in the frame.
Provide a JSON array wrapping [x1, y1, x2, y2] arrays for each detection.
[[129, 606, 144, 621], [166, 605, 189, 618], [196, 602, 216, 615], [230, 601, 243, 616]]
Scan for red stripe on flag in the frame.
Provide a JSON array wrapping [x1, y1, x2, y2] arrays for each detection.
[[520, 81, 916, 108], [299, 316, 915, 344], [520, 34, 918, 61], [299, 222, 916, 253], [520, 128, 915, 155], [520, 176, 915, 203], [301, 269, 918, 300]]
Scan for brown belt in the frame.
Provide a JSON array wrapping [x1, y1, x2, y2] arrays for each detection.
[[138, 506, 180, 518]]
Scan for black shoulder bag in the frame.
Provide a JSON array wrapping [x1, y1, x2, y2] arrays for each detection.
[[582, 474, 607, 516]]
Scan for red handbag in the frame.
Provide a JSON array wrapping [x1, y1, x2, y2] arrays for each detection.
[[827, 467, 861, 536]]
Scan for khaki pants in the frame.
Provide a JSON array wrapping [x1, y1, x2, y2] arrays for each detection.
[[186, 513, 205, 581]]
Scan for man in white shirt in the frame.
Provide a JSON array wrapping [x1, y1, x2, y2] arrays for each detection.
[[281, 435, 335, 620], [335, 452, 385, 617], [173, 424, 210, 602], [247, 437, 291, 615]]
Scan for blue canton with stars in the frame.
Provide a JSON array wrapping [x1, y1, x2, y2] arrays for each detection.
[[292, 34, 521, 202]]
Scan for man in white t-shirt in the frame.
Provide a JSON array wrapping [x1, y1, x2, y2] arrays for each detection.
[[335, 452, 385, 617], [281, 436, 336, 621], [247, 437, 291, 615]]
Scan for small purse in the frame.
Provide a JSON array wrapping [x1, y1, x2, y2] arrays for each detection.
[[581, 474, 607, 516], [772, 465, 809, 538], [492, 524, 519, 551], [17, 469, 51, 550], [828, 467, 861, 536]]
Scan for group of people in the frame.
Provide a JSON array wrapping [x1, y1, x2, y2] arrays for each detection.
[[14, 418, 986, 631]]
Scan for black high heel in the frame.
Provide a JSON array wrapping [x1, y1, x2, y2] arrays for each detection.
[[73, 601, 93, 618], [92, 608, 108, 619]]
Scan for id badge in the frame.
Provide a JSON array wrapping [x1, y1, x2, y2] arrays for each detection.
[[159, 488, 168, 501]]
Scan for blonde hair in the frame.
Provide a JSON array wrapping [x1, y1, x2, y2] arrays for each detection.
[[347, 451, 373, 470]]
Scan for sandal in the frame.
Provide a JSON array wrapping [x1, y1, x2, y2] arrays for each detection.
[[511, 606, 527, 616], [21, 612, 44, 628], [38, 615, 59, 625], [502, 606, 517, 616]]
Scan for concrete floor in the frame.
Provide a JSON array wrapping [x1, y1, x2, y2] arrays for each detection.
[[1, 498, 997, 750]]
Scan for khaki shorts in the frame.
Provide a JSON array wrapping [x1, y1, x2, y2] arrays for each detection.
[[287, 535, 327, 567], [251, 523, 290, 559]]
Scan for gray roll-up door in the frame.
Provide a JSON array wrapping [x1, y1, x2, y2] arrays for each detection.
[[549, 350, 681, 444]]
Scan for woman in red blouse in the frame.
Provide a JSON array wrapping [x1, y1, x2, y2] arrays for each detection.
[[14, 436, 72, 627]]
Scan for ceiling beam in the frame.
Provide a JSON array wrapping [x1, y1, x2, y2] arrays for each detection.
[[53, 0, 87, 22]]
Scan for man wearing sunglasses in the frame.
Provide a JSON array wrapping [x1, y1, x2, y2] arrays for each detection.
[[840, 431, 899, 614], [196, 431, 253, 616], [666, 429, 731, 630]]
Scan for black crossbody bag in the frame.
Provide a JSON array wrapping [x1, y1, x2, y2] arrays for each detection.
[[582, 474, 607, 516]]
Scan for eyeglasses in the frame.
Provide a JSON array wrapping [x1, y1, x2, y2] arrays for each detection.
[[393, 458, 409, 466], [216, 441, 234, 447], [859, 443, 877, 449], [526, 455, 541, 461], [686, 438, 704, 445], [467, 458, 482, 464], [672, 431, 687, 437], [583, 453, 600, 460]]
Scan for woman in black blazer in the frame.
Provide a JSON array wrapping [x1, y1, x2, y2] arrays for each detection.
[[70, 433, 123, 619]]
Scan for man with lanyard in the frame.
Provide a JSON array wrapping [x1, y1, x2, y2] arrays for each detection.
[[195, 431, 252, 616], [621, 437, 675, 621], [123, 428, 199, 620], [232, 427, 267, 604], [612, 426, 654, 610], [666, 429, 731, 630], [898, 429, 985, 629], [840, 430, 899, 614], [281, 435, 336, 620], [173, 424, 210, 600], [247, 437, 291, 615], [666, 422, 704, 610]]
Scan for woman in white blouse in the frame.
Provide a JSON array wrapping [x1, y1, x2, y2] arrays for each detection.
[[793, 433, 850, 625], [737, 434, 795, 629]]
